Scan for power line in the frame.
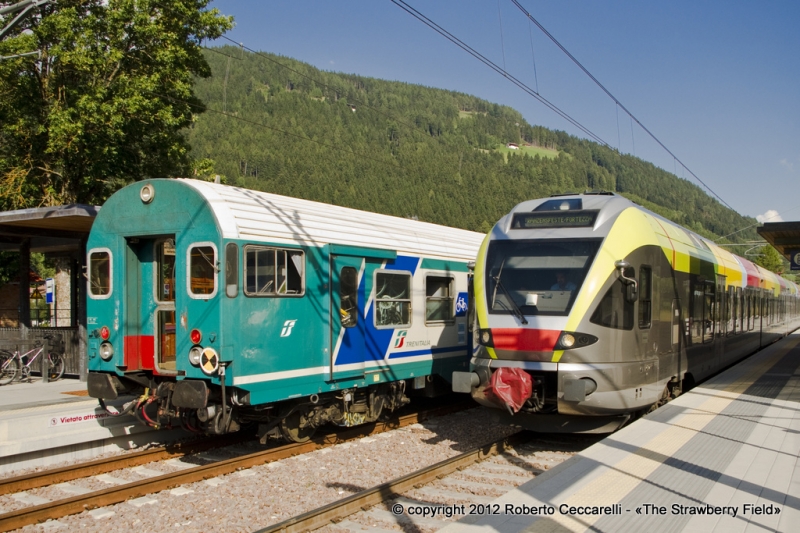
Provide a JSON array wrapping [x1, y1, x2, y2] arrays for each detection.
[[509, 0, 735, 212], [717, 205, 800, 242], [389, 0, 610, 147], [527, 19, 539, 93]]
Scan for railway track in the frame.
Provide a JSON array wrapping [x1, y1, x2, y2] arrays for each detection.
[[0, 400, 470, 532], [257, 432, 599, 533]]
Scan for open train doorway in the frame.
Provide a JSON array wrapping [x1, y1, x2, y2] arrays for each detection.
[[124, 236, 177, 374]]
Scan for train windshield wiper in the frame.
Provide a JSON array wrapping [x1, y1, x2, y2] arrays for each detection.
[[491, 260, 528, 325]]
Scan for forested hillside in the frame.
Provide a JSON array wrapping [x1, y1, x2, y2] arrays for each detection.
[[186, 46, 758, 246]]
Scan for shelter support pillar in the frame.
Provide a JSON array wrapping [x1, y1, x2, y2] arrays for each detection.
[[18, 238, 30, 327]]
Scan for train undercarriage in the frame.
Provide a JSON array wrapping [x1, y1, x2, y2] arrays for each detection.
[[456, 365, 683, 434], [89, 372, 427, 442]]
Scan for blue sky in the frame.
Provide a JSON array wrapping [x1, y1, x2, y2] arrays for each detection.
[[209, 1, 799, 226]]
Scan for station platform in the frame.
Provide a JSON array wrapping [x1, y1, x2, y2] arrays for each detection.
[[440, 332, 800, 533], [0, 377, 187, 475]]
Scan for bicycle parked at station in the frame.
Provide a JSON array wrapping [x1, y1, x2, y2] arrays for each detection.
[[0, 334, 66, 385]]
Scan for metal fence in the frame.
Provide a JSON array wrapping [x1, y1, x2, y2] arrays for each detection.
[[0, 307, 73, 328], [0, 326, 84, 378]]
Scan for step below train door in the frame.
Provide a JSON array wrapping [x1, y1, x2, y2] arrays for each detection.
[[124, 236, 177, 374], [330, 254, 366, 380]]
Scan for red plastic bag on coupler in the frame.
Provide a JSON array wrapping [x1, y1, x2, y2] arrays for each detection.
[[486, 367, 532, 413]]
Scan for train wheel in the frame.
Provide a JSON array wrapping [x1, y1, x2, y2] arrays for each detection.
[[279, 404, 316, 443]]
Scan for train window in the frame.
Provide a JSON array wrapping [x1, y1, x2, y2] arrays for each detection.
[[425, 276, 454, 325], [375, 271, 411, 328], [485, 239, 601, 316], [88, 249, 112, 298], [244, 246, 305, 297], [590, 270, 634, 330], [157, 239, 176, 302], [188, 244, 218, 297], [340, 267, 358, 328], [158, 309, 176, 369], [225, 243, 238, 298], [638, 266, 652, 329], [687, 232, 711, 252]]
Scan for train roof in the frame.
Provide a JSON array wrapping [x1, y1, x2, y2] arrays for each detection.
[[495, 192, 799, 295], [181, 179, 485, 261]]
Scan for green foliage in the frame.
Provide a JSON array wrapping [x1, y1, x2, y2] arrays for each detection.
[[0, 252, 54, 284], [753, 245, 787, 274], [186, 46, 759, 244], [0, 252, 17, 285], [0, 0, 233, 209]]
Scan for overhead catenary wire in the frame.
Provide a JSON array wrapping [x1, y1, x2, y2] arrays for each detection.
[[509, 0, 735, 213], [497, 0, 506, 71], [717, 205, 800, 242], [527, 20, 539, 94], [390, 0, 609, 147]]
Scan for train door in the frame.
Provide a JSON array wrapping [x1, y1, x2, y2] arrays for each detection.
[[714, 275, 726, 367], [124, 236, 177, 374], [329, 255, 366, 380], [671, 299, 681, 353]]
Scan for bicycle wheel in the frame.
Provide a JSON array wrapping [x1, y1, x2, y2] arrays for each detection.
[[0, 351, 20, 385], [48, 353, 65, 381]]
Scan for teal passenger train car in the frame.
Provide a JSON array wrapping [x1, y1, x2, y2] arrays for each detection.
[[86, 179, 483, 441]]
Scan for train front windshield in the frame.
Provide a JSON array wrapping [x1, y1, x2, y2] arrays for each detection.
[[485, 239, 601, 316]]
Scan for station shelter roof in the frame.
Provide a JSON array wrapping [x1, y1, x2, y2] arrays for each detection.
[[0, 204, 99, 254], [757, 221, 800, 262]]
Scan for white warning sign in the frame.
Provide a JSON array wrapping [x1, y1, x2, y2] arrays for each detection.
[[49, 411, 110, 427]]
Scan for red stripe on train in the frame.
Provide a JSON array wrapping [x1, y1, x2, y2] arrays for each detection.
[[491, 328, 560, 352]]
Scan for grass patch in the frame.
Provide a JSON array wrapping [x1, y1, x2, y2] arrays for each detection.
[[496, 144, 561, 161]]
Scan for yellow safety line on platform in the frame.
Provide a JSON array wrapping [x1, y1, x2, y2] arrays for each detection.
[[521, 394, 737, 532], [520, 339, 799, 532]]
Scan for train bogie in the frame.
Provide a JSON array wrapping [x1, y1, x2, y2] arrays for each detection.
[[455, 193, 800, 432], [86, 179, 483, 441]]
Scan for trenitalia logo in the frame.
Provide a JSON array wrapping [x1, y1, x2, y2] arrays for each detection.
[[394, 330, 407, 348], [281, 320, 297, 337]]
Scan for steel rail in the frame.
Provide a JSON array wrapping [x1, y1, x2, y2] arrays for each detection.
[[0, 401, 472, 532], [0, 433, 247, 496], [256, 430, 533, 533]]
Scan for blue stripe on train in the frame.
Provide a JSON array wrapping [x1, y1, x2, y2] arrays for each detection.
[[334, 255, 420, 366], [387, 346, 465, 359]]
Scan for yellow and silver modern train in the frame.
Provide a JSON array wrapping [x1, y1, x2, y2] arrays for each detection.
[[453, 192, 800, 432]]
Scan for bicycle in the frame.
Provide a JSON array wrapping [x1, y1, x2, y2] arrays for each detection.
[[0, 334, 65, 385]]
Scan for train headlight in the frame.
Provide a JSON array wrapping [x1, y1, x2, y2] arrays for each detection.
[[558, 331, 598, 350], [560, 333, 576, 348], [479, 329, 494, 347], [189, 346, 203, 366], [99, 342, 114, 361]]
